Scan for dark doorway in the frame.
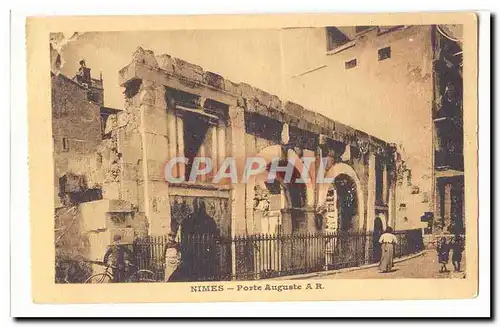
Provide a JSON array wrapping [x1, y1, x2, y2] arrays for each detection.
[[179, 199, 221, 281], [333, 174, 360, 267], [335, 174, 358, 233], [373, 217, 384, 262]]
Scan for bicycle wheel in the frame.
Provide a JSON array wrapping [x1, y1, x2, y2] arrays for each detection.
[[127, 270, 156, 283], [84, 273, 112, 284]]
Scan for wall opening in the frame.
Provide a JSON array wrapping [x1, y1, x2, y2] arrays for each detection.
[[378, 46, 391, 61], [62, 138, 69, 152], [345, 59, 358, 70], [355, 26, 372, 34], [326, 27, 351, 51], [334, 174, 359, 233]]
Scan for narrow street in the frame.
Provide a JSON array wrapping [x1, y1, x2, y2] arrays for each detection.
[[310, 251, 466, 279]]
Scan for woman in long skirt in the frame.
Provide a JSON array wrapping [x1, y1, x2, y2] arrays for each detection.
[[378, 227, 398, 273]]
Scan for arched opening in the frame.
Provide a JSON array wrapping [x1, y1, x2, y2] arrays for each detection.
[[321, 164, 365, 269], [318, 163, 365, 231], [247, 145, 313, 235], [245, 145, 314, 276], [334, 174, 359, 233], [169, 198, 228, 282], [252, 161, 308, 234], [373, 216, 385, 262]]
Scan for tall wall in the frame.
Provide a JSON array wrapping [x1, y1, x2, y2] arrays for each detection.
[[51, 73, 104, 209], [52, 72, 147, 279], [281, 26, 433, 229]]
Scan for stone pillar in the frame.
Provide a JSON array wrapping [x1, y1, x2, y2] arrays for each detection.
[[280, 209, 293, 234], [211, 125, 219, 181], [133, 81, 172, 237], [217, 123, 226, 170], [383, 162, 388, 204], [228, 105, 247, 235], [304, 206, 317, 233], [167, 111, 178, 177], [228, 105, 246, 278], [388, 178, 396, 230], [199, 142, 206, 183], [434, 179, 443, 233], [443, 182, 452, 233], [366, 152, 376, 232], [175, 115, 185, 180]]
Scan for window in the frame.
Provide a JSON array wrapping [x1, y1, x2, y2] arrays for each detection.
[[378, 46, 391, 61], [326, 27, 351, 51], [62, 138, 69, 152], [345, 59, 357, 69], [355, 26, 371, 34]]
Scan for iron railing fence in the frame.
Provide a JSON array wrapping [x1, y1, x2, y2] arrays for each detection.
[[132, 229, 424, 282]]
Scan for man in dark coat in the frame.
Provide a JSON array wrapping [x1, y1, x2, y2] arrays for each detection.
[[437, 237, 451, 273], [103, 234, 134, 282]]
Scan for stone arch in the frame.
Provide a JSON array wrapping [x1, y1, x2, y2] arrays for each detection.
[[246, 145, 314, 206], [318, 163, 365, 231], [246, 144, 315, 234]]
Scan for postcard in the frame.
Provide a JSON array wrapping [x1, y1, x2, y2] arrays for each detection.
[[26, 12, 478, 303]]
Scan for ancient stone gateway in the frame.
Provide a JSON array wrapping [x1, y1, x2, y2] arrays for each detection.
[[58, 47, 402, 278]]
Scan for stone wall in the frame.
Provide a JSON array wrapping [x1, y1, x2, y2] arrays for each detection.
[[52, 74, 104, 209]]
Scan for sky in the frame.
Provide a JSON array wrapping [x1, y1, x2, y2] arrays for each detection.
[[59, 30, 284, 110]]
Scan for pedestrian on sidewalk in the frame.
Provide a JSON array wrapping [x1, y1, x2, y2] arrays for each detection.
[[451, 235, 464, 272], [437, 237, 450, 273], [378, 226, 397, 273]]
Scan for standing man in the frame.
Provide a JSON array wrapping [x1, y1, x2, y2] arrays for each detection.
[[76, 59, 91, 85], [103, 234, 134, 283]]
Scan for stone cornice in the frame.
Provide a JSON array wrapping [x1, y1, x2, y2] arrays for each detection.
[[119, 47, 397, 155]]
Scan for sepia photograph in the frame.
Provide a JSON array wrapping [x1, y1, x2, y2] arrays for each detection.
[[50, 24, 467, 284], [24, 13, 479, 303]]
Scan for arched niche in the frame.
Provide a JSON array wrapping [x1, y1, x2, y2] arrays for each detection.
[[318, 163, 365, 231], [246, 145, 314, 235]]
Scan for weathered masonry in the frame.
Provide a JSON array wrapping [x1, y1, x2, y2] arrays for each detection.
[[53, 47, 405, 265]]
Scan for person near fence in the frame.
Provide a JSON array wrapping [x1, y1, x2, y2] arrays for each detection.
[[103, 234, 135, 282], [163, 239, 187, 282], [437, 237, 451, 273], [378, 226, 397, 273], [451, 235, 464, 272]]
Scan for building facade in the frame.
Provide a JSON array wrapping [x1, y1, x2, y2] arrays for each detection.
[[431, 26, 464, 235], [280, 25, 464, 235]]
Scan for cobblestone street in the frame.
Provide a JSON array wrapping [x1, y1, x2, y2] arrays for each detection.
[[311, 251, 467, 279]]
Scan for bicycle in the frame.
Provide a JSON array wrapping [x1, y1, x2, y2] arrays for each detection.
[[84, 261, 157, 284]]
